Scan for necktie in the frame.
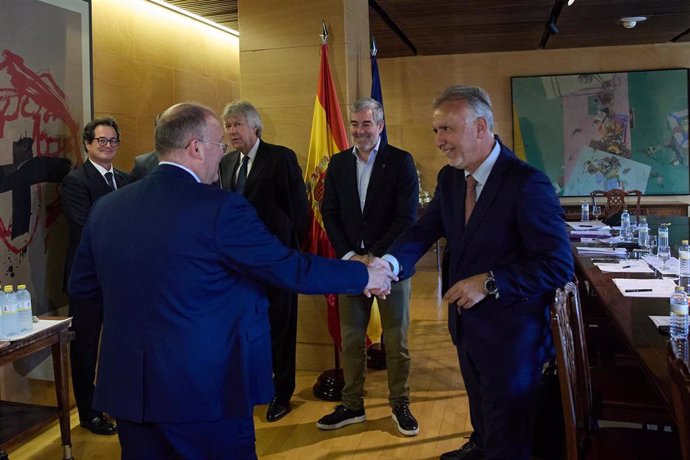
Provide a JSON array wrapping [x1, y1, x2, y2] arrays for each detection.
[[105, 171, 115, 190], [465, 174, 477, 224], [234, 155, 249, 195]]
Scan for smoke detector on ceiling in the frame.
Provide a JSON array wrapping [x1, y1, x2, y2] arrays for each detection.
[[620, 16, 647, 29]]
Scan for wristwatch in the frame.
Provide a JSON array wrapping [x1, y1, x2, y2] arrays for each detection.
[[484, 271, 499, 298]]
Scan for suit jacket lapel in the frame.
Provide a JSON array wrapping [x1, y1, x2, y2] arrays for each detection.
[[343, 149, 362, 218], [463, 149, 510, 235], [84, 161, 112, 196], [221, 152, 240, 190], [245, 140, 268, 196]]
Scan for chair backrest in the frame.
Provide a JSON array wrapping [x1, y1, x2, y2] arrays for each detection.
[[590, 189, 642, 219], [666, 340, 690, 460], [551, 282, 595, 460]]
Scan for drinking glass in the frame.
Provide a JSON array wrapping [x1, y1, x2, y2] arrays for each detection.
[[648, 235, 658, 255], [592, 205, 602, 221], [658, 244, 671, 270]]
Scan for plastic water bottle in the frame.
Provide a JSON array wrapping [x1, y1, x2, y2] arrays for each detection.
[[580, 201, 590, 222], [637, 216, 649, 249], [680, 240, 690, 291], [670, 285, 689, 340], [16, 284, 33, 334], [0, 285, 19, 338], [620, 208, 632, 242]]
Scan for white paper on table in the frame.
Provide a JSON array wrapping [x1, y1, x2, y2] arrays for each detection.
[[649, 316, 670, 327], [612, 278, 678, 298], [567, 221, 610, 230], [643, 255, 680, 276], [0, 318, 72, 342], [595, 260, 654, 273], [598, 236, 624, 245], [577, 246, 627, 256]]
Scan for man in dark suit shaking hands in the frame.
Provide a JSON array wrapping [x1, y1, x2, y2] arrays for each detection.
[[384, 86, 573, 460], [68, 102, 396, 459], [318, 98, 420, 436], [218, 100, 309, 422], [61, 116, 131, 435]]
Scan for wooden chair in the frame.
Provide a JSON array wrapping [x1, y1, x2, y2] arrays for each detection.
[[564, 281, 672, 425], [551, 283, 680, 459], [667, 340, 690, 460], [590, 189, 642, 220]]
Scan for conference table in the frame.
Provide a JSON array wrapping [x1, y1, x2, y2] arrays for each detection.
[[572, 215, 690, 421]]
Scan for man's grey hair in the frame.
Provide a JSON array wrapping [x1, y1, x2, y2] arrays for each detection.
[[433, 85, 494, 131], [349, 97, 384, 125], [222, 100, 263, 138]]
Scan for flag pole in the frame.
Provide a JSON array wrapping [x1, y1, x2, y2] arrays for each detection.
[[307, 20, 345, 401]]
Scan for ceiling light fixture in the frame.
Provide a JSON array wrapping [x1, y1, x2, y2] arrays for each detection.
[[147, 0, 239, 36], [620, 16, 647, 29], [567, 0, 575, 5]]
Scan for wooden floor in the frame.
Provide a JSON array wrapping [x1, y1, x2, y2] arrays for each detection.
[[7, 266, 473, 459]]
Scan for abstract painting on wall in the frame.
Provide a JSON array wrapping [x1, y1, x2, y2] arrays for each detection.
[[512, 69, 689, 197], [0, 0, 91, 313]]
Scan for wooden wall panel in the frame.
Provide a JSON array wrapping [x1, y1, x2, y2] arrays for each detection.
[[92, 0, 240, 171], [239, 0, 348, 52]]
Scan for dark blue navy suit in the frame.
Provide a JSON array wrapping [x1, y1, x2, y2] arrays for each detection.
[[388, 140, 573, 459], [69, 164, 368, 459]]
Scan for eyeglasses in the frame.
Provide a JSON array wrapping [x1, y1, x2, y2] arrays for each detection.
[[94, 137, 120, 147], [199, 140, 229, 154]]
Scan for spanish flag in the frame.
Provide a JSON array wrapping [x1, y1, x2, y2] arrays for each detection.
[[303, 23, 348, 348]]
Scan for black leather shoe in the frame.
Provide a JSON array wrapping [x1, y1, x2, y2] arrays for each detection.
[[80, 414, 117, 435], [266, 398, 291, 422], [440, 441, 485, 460]]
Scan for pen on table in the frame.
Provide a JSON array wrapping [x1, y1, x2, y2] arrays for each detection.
[[625, 288, 653, 292], [579, 225, 593, 227], [621, 265, 631, 269]]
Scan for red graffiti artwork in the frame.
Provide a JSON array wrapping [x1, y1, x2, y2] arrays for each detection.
[[0, 49, 79, 254]]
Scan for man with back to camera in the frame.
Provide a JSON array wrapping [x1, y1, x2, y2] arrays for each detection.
[[384, 85, 573, 459], [318, 97, 420, 436], [61, 116, 131, 435], [218, 100, 308, 422], [68, 102, 397, 459]]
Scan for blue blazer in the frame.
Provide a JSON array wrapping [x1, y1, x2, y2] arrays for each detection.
[[388, 141, 573, 350], [68, 164, 368, 423]]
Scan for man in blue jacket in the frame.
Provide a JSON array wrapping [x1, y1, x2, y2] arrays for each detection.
[[384, 86, 573, 460], [68, 102, 396, 459]]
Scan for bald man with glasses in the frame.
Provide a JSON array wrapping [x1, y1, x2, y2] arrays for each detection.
[[61, 116, 132, 435]]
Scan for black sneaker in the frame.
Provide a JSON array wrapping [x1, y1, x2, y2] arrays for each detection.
[[392, 403, 419, 436], [316, 404, 366, 430]]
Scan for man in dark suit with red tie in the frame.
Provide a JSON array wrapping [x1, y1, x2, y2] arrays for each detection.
[[68, 102, 396, 458], [218, 100, 309, 422], [384, 86, 573, 459], [61, 116, 131, 435]]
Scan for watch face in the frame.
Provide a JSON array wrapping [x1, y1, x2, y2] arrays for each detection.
[[486, 279, 498, 294]]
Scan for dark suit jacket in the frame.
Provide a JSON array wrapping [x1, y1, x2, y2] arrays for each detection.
[[61, 160, 131, 292], [388, 140, 573, 348], [219, 140, 308, 248], [321, 143, 418, 264], [130, 150, 160, 181], [68, 164, 368, 423]]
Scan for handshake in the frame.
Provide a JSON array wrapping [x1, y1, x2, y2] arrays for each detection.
[[351, 253, 398, 299]]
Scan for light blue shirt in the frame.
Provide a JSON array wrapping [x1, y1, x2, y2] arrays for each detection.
[[342, 137, 381, 261], [465, 138, 500, 200]]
